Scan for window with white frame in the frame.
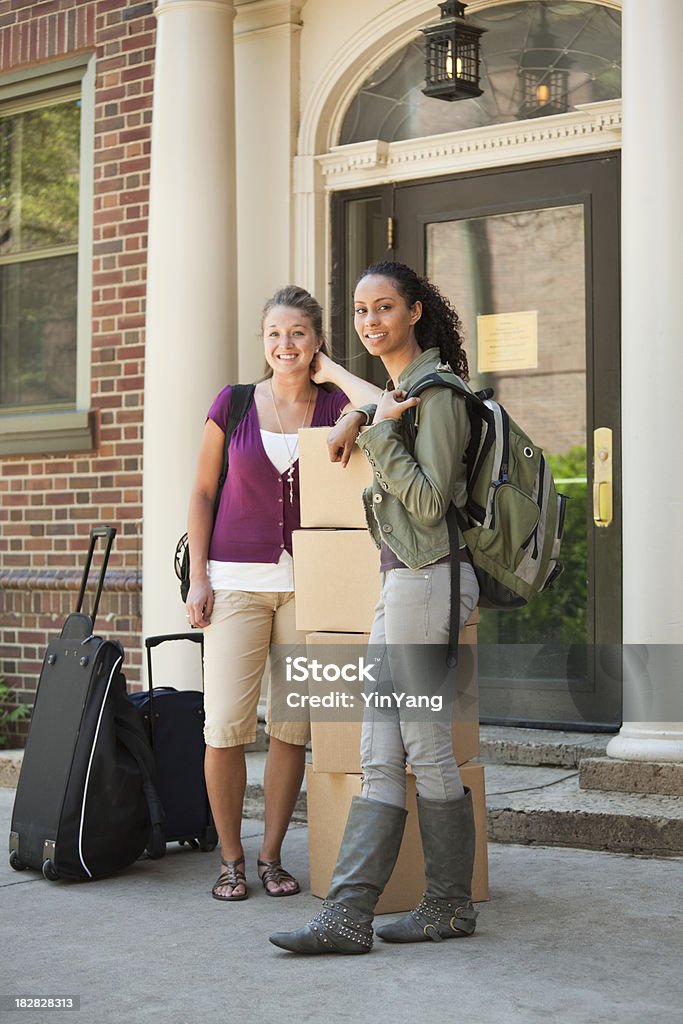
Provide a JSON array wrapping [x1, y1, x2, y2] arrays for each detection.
[[0, 57, 94, 456]]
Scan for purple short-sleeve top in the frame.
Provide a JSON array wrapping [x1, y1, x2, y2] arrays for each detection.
[[206, 385, 348, 563]]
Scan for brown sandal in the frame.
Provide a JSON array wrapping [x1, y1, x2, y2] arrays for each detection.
[[257, 858, 301, 897], [212, 856, 248, 902]]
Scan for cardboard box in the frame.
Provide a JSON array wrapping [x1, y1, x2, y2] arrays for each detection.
[[293, 522, 480, 636], [306, 627, 479, 772], [299, 427, 372, 529], [306, 762, 488, 912], [293, 529, 380, 633]]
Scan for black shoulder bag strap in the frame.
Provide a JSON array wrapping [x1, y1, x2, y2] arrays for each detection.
[[214, 383, 256, 512], [445, 506, 462, 669]]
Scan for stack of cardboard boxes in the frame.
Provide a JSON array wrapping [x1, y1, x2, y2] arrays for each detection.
[[293, 428, 488, 913]]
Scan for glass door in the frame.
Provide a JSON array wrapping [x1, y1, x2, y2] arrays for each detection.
[[394, 155, 621, 728]]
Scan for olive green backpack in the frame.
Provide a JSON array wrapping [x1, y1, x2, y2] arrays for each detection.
[[408, 368, 567, 618]]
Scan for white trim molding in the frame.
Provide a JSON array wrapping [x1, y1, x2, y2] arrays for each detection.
[[234, 0, 304, 36], [465, 0, 621, 9], [317, 100, 622, 191]]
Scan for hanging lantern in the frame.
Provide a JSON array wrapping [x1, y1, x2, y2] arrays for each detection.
[[422, 1, 486, 102], [520, 3, 572, 118]]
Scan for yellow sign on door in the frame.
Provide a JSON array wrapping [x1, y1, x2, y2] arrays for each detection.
[[476, 310, 538, 373]]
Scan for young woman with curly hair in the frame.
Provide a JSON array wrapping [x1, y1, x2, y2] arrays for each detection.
[[270, 262, 481, 954]]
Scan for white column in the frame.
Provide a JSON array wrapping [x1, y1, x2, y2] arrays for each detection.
[[608, 0, 683, 761], [234, 1, 304, 382], [142, 0, 237, 685]]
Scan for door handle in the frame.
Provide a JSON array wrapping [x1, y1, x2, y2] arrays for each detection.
[[593, 427, 613, 528]]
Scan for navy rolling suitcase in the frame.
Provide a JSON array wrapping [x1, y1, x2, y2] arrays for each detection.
[[129, 633, 217, 852], [9, 526, 164, 881]]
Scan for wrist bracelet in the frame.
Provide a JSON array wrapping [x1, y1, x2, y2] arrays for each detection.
[[336, 408, 371, 426]]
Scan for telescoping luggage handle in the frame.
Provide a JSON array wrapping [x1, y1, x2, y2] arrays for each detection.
[[145, 634, 204, 694], [75, 526, 116, 629], [144, 633, 204, 749]]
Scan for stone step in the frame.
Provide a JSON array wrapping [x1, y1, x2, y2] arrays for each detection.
[[479, 725, 610, 768], [579, 757, 683, 797], [484, 762, 683, 856]]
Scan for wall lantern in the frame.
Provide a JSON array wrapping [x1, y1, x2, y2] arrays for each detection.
[[422, 1, 486, 102], [520, 3, 571, 117]]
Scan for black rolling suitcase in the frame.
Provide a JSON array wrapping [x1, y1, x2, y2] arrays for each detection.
[[9, 526, 164, 881], [128, 633, 217, 851]]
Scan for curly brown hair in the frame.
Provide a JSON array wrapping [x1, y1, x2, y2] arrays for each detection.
[[356, 262, 469, 381]]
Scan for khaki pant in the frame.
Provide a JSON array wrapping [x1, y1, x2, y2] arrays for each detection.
[[203, 590, 310, 748]]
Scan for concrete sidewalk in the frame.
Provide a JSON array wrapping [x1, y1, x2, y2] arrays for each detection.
[[1, 788, 681, 1024]]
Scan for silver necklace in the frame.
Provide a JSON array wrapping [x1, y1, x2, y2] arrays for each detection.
[[269, 380, 314, 504]]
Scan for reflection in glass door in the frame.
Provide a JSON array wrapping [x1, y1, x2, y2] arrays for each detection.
[[427, 206, 593, 721]]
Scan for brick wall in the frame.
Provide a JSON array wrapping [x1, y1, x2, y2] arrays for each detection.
[[0, 0, 157, 744]]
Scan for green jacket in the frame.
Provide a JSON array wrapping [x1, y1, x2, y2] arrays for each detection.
[[356, 347, 470, 570]]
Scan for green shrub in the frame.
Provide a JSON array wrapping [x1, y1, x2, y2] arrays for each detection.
[[0, 677, 30, 749]]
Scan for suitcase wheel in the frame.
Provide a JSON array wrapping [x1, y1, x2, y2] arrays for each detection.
[[145, 826, 166, 860], [42, 859, 59, 881], [179, 839, 200, 851], [9, 851, 28, 872]]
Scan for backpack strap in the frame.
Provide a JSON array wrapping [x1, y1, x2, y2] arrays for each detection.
[[445, 507, 462, 669], [406, 372, 488, 667], [407, 370, 487, 409], [214, 383, 256, 514]]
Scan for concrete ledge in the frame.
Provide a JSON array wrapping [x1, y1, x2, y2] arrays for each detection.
[[485, 764, 683, 857], [488, 806, 683, 857], [579, 757, 683, 796], [479, 726, 610, 768]]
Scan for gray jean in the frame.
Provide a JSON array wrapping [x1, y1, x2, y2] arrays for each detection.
[[360, 562, 480, 808]]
